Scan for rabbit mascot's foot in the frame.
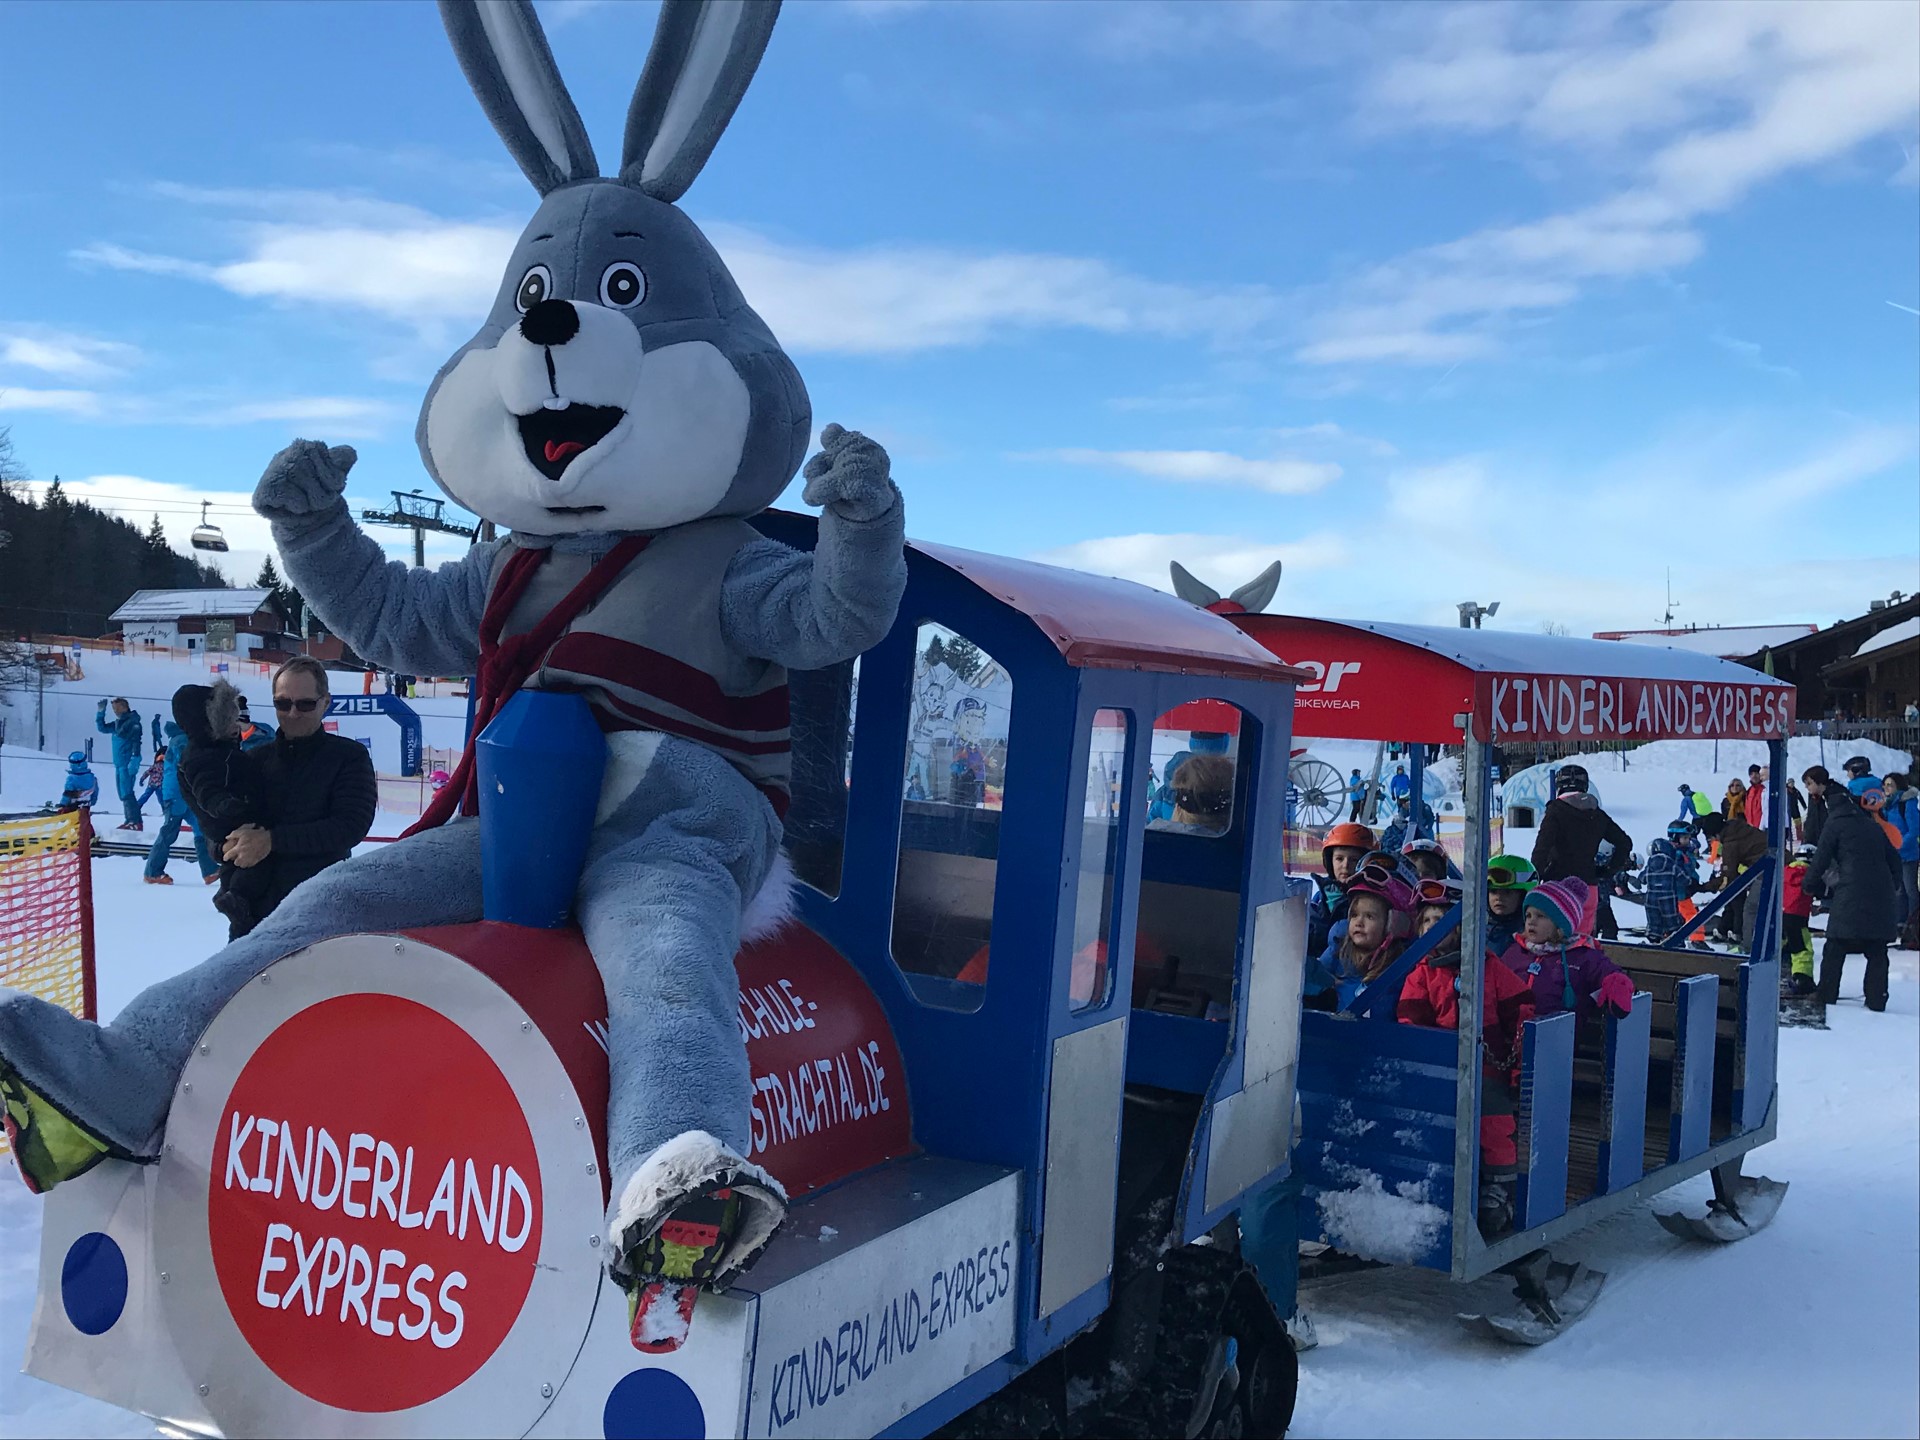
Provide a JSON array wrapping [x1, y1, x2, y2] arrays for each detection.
[[0, 992, 175, 1190], [608, 1131, 787, 1352]]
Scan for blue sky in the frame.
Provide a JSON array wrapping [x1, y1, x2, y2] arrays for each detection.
[[2, 0, 1916, 633]]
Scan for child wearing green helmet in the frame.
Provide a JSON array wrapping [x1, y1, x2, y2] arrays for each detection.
[[1486, 854, 1536, 957]]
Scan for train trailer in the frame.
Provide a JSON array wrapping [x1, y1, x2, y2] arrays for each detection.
[[24, 516, 1314, 1439], [1224, 616, 1796, 1342]]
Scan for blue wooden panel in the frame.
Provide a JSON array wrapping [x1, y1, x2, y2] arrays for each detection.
[[1516, 1011, 1575, 1230], [1126, 1009, 1228, 1093], [1298, 1055, 1459, 1117], [1296, 1093, 1456, 1163], [1301, 1011, 1460, 1066], [1596, 990, 1651, 1195], [1734, 958, 1778, 1133], [1667, 974, 1719, 1163]]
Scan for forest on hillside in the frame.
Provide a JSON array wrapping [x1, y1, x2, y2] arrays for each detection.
[[0, 426, 233, 637]]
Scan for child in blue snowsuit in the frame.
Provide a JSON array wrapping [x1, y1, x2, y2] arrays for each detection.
[[94, 698, 145, 829], [57, 753, 99, 811], [1641, 820, 1701, 946]]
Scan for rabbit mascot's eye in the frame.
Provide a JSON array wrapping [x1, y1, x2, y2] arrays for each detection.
[[514, 264, 552, 313], [600, 262, 647, 309]]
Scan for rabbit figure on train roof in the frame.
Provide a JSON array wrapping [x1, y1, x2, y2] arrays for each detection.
[[0, 0, 906, 1353]]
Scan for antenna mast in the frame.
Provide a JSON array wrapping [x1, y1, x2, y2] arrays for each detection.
[[1662, 569, 1678, 629]]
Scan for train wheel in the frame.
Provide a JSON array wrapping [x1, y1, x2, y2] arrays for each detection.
[[1289, 758, 1345, 828]]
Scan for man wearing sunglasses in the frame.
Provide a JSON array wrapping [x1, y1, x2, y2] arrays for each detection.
[[221, 656, 377, 927]]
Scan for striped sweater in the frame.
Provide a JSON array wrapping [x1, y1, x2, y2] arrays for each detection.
[[494, 520, 793, 811]]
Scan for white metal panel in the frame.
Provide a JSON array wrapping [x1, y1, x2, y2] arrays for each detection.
[[1037, 1018, 1127, 1317], [1205, 896, 1305, 1213], [744, 1167, 1020, 1438]]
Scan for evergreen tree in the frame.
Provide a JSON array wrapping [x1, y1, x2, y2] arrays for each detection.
[[939, 635, 985, 682], [254, 555, 306, 636]]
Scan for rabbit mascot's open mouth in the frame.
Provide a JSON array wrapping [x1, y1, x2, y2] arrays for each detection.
[[0, 0, 908, 1364]]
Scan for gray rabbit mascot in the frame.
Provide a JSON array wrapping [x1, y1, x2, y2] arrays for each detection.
[[0, 0, 905, 1350]]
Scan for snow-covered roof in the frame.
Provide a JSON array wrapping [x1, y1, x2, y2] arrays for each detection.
[[1595, 625, 1817, 658], [1855, 616, 1919, 658], [110, 588, 276, 622]]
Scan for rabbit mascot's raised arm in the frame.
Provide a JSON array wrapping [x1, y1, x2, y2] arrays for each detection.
[[0, 0, 904, 1351]]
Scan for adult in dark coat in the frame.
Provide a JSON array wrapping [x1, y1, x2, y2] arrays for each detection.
[[1801, 765, 1832, 848], [1532, 765, 1633, 937], [1804, 790, 1902, 1012], [223, 657, 377, 926]]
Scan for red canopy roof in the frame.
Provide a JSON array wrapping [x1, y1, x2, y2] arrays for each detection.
[[913, 540, 1307, 684], [1233, 615, 1797, 744]]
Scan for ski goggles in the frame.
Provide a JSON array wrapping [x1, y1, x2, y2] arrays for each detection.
[[1415, 877, 1464, 906], [1486, 864, 1536, 890]]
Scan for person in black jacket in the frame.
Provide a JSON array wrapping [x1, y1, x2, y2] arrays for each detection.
[[171, 681, 274, 937], [1531, 764, 1633, 937], [222, 657, 377, 926], [1801, 765, 1832, 849], [1805, 787, 1903, 1011]]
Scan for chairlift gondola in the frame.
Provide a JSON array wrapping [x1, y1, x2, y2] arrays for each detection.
[[190, 499, 229, 553]]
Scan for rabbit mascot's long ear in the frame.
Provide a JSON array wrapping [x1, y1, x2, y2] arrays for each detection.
[[423, 0, 809, 538]]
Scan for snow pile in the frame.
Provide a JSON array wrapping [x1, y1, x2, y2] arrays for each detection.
[[1547, 734, 1912, 782], [1314, 1172, 1450, 1267]]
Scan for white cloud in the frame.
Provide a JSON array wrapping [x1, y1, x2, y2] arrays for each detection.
[[0, 387, 101, 416], [75, 186, 1280, 356], [1304, 1, 1920, 366], [1712, 333, 1798, 382], [1352, 421, 1919, 629], [1030, 447, 1340, 495], [0, 383, 399, 437], [705, 225, 1280, 354], [0, 325, 140, 381]]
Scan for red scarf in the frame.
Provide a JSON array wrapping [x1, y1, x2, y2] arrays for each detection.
[[403, 535, 650, 837]]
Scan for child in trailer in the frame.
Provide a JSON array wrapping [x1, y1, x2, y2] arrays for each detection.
[[1496, 877, 1634, 1021], [1401, 836, 1450, 882], [1780, 844, 1817, 996], [1304, 860, 1415, 1009], [1485, 854, 1536, 956], [1396, 877, 1533, 1237], [1308, 821, 1375, 955]]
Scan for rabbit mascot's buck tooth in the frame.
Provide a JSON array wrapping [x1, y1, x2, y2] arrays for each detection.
[[0, 0, 905, 1350]]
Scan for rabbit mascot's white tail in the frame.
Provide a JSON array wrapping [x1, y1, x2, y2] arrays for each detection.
[[0, 0, 906, 1357]]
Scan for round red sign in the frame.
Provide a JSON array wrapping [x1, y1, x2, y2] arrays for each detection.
[[208, 994, 543, 1413]]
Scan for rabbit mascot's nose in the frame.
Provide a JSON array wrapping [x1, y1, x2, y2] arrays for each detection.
[[520, 298, 580, 348]]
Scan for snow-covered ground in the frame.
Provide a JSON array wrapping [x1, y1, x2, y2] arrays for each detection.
[[0, 649, 468, 780], [0, 732, 1914, 1436]]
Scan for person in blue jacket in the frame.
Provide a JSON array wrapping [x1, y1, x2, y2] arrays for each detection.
[[1881, 772, 1920, 934], [235, 694, 277, 750], [1148, 749, 1193, 824], [142, 719, 219, 886], [1347, 768, 1367, 821], [1389, 764, 1411, 802], [94, 697, 145, 830], [58, 753, 100, 811]]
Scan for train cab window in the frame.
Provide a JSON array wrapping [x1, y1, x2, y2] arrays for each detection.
[[786, 657, 858, 898], [890, 623, 1013, 1011], [1069, 709, 1132, 1012], [1134, 703, 1250, 1019]]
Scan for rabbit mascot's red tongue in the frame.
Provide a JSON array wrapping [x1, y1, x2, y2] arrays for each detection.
[[0, 0, 907, 1358]]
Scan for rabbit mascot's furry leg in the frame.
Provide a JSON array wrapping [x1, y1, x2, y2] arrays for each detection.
[[0, 0, 907, 1351]]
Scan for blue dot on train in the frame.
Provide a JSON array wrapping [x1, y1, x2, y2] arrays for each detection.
[[60, 1232, 127, 1336], [604, 1367, 705, 1439]]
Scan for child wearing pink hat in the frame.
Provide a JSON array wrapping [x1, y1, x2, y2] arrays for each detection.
[[1496, 876, 1635, 1020]]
